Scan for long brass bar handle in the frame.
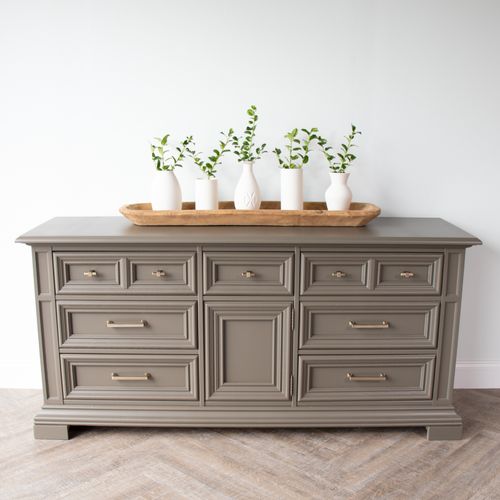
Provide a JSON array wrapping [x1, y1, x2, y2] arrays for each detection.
[[349, 320, 389, 329], [151, 270, 166, 278], [241, 271, 256, 278], [106, 320, 146, 328], [83, 270, 97, 278], [347, 373, 387, 382], [400, 271, 415, 279], [111, 372, 150, 381]]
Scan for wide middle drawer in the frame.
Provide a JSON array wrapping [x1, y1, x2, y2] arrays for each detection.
[[203, 251, 294, 295], [57, 301, 197, 349], [299, 301, 440, 349]]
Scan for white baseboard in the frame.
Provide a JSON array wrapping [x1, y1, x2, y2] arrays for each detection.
[[1, 361, 500, 390], [454, 361, 500, 389]]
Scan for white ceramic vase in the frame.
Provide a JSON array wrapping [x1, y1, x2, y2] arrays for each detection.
[[195, 178, 218, 210], [280, 168, 303, 210], [325, 172, 352, 211], [234, 161, 261, 210], [150, 170, 182, 210]]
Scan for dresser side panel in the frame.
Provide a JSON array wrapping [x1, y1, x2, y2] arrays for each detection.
[[32, 247, 63, 404], [435, 249, 466, 402]]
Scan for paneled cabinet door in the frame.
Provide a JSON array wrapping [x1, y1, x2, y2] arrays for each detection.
[[205, 301, 292, 403]]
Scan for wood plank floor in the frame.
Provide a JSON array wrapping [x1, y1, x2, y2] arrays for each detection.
[[1, 389, 499, 499]]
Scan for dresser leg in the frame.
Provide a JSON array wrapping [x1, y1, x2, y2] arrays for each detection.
[[34, 424, 71, 440], [426, 424, 463, 441]]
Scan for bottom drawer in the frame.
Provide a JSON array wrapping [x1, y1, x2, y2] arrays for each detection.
[[61, 354, 199, 402], [298, 354, 435, 403]]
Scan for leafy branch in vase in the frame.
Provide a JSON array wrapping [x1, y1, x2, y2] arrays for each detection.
[[318, 124, 362, 173], [273, 127, 319, 169], [231, 105, 267, 162], [151, 134, 195, 171], [189, 128, 234, 179]]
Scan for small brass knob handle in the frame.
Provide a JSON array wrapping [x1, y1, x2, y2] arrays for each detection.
[[151, 270, 166, 278], [332, 271, 347, 279], [83, 270, 97, 278], [400, 271, 415, 279], [241, 271, 256, 279]]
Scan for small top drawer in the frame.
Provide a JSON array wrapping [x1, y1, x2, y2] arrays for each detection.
[[300, 253, 372, 295], [54, 252, 196, 294], [127, 253, 196, 294], [374, 254, 443, 294], [203, 252, 294, 295], [54, 253, 126, 293]]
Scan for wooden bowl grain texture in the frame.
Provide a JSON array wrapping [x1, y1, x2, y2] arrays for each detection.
[[119, 201, 381, 227]]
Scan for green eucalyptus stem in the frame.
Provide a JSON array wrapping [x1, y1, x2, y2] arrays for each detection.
[[189, 128, 234, 179], [273, 127, 318, 169], [151, 134, 194, 171], [232, 105, 267, 163], [318, 124, 361, 173]]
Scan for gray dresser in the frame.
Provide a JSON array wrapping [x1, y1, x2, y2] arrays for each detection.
[[17, 217, 480, 440]]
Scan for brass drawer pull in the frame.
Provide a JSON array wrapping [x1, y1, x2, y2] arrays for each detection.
[[106, 320, 146, 328], [151, 270, 166, 278], [400, 271, 415, 279], [347, 372, 387, 382], [111, 372, 150, 381], [349, 320, 389, 329], [331, 271, 347, 279], [241, 271, 256, 278], [83, 270, 97, 278]]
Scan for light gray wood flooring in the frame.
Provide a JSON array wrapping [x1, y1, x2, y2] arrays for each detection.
[[1, 389, 499, 499]]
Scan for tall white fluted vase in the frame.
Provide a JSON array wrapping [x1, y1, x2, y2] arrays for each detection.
[[280, 168, 303, 210], [151, 170, 182, 210], [325, 172, 352, 211], [234, 161, 261, 210]]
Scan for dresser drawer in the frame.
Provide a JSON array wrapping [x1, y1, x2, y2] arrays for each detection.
[[374, 254, 443, 294], [57, 301, 197, 349], [300, 253, 372, 294], [300, 252, 443, 295], [61, 354, 199, 401], [127, 252, 196, 294], [299, 301, 439, 349], [54, 253, 126, 293], [298, 354, 435, 403], [203, 252, 294, 295], [54, 252, 196, 294]]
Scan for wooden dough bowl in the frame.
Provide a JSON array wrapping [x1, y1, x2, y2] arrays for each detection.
[[119, 201, 381, 227]]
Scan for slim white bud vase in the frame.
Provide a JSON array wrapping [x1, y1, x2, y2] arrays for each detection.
[[325, 172, 352, 211], [234, 161, 261, 210], [195, 178, 218, 210], [280, 168, 303, 210], [151, 170, 182, 210]]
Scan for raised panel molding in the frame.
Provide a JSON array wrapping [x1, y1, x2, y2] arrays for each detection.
[[205, 301, 292, 401]]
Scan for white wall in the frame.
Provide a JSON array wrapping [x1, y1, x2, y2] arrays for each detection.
[[1, 0, 499, 388]]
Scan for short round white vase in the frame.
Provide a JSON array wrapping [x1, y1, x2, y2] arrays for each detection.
[[195, 178, 218, 210], [325, 172, 352, 211], [234, 161, 261, 210], [150, 170, 182, 211], [280, 168, 303, 210]]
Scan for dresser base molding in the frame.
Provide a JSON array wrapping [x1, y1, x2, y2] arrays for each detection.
[[33, 407, 462, 440]]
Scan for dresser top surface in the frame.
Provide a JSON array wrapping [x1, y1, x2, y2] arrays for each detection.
[[16, 217, 481, 246]]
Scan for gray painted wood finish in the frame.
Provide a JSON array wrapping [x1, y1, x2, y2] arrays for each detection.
[[17, 217, 481, 440]]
